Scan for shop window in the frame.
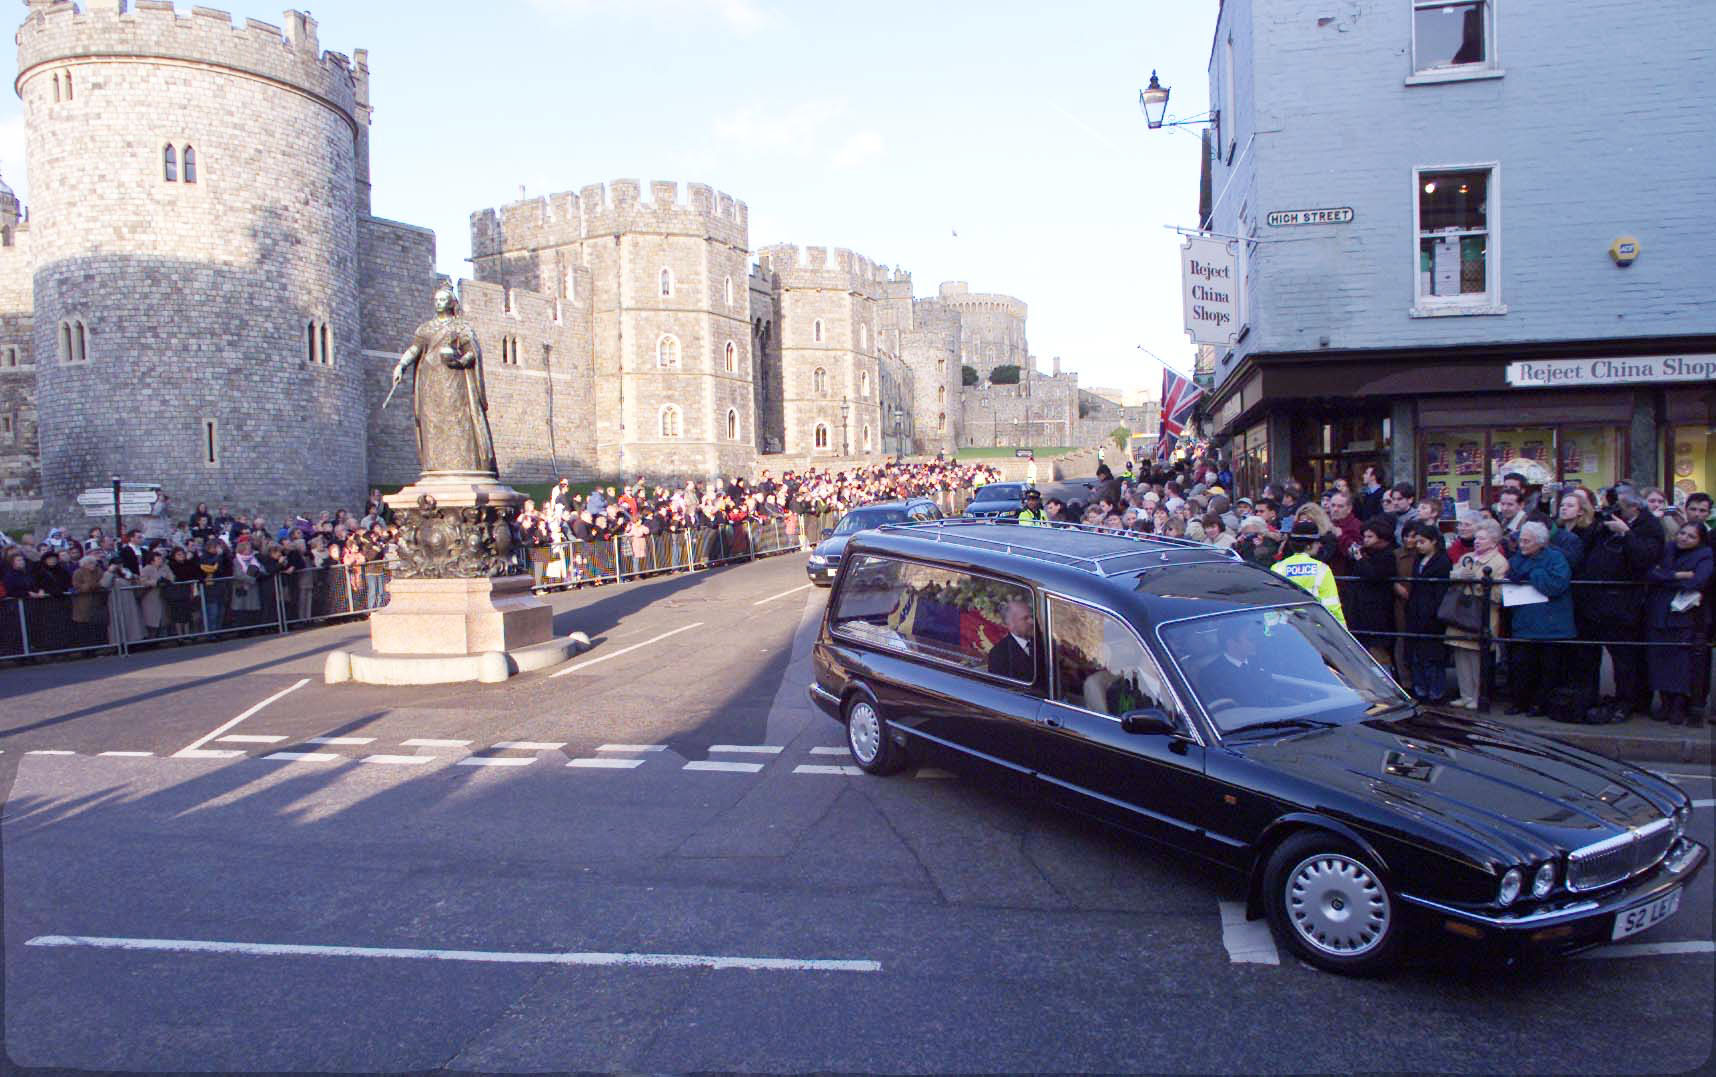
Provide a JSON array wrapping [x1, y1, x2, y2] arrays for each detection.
[[1669, 426, 1713, 506], [1415, 166, 1498, 313], [1412, 1, 1494, 76], [1421, 424, 1628, 517]]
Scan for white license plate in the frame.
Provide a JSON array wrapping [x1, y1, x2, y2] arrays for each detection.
[[1611, 889, 1681, 940]]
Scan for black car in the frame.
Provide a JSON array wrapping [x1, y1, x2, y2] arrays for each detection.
[[805, 499, 942, 586], [807, 519, 1706, 975], [962, 482, 1026, 519]]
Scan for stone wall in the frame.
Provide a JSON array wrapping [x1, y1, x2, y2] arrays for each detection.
[[358, 215, 437, 488], [937, 281, 1030, 382], [0, 216, 38, 526]]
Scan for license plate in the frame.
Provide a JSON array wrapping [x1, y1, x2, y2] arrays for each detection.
[[1611, 889, 1681, 940]]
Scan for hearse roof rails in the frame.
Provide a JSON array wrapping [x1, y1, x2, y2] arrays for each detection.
[[874, 518, 1240, 577]]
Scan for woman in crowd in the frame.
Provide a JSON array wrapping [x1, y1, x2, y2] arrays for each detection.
[[165, 546, 201, 636], [70, 553, 110, 647], [1399, 521, 1452, 702], [1346, 517, 1400, 677], [1504, 521, 1576, 717], [1645, 521, 1712, 727], [137, 548, 170, 638], [1444, 510, 1478, 562], [1549, 491, 1593, 572], [229, 536, 267, 627], [1446, 518, 1510, 710]]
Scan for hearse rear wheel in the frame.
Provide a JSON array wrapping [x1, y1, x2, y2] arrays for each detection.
[[1264, 831, 1402, 976], [845, 694, 906, 776]]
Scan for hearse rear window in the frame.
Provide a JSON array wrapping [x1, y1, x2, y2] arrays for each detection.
[[832, 555, 1034, 681]]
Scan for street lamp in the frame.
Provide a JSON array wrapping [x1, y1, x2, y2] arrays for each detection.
[[1137, 70, 1213, 130], [839, 397, 850, 457]]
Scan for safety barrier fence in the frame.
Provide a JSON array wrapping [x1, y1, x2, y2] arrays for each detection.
[[1, 490, 978, 664]]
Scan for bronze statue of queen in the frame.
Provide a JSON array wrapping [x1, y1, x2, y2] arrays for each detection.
[[391, 283, 498, 477]]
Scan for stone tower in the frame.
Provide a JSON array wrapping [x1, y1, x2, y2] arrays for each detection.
[[937, 282, 1030, 385], [17, 1, 368, 520], [470, 180, 755, 481]]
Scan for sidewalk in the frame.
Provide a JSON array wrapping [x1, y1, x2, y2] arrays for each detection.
[[1424, 702, 1712, 765]]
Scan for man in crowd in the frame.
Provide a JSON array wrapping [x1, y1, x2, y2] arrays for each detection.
[[1327, 490, 1364, 576], [1575, 488, 1661, 720]]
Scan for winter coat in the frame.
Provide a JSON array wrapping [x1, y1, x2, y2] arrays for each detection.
[[1404, 550, 1453, 661], [1574, 517, 1660, 625], [1345, 546, 1398, 642], [1446, 547, 1509, 650], [1506, 546, 1576, 640], [1644, 544, 1713, 632]]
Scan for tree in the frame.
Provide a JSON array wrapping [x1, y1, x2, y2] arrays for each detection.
[[1110, 426, 1131, 452], [960, 364, 979, 386], [988, 364, 1020, 385]]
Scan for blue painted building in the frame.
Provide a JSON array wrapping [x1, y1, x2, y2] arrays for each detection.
[[1196, 0, 1716, 508]]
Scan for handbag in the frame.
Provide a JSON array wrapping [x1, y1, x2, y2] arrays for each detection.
[[1437, 587, 1483, 633]]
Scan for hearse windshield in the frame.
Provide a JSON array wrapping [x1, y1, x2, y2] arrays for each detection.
[[833, 507, 911, 535], [1160, 604, 1409, 736]]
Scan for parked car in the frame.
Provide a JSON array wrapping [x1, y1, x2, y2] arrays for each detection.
[[962, 482, 1026, 519], [807, 519, 1706, 975], [805, 499, 941, 586]]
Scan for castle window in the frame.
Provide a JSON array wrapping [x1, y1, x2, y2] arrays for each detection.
[[64, 70, 72, 100], [859, 324, 868, 350], [659, 268, 673, 298], [163, 144, 177, 183], [659, 404, 683, 438], [202, 418, 220, 466], [656, 334, 681, 369], [859, 371, 870, 398], [320, 322, 331, 366], [936, 385, 945, 405], [59, 320, 89, 363], [726, 408, 739, 441], [814, 422, 829, 450], [183, 145, 197, 184], [937, 358, 946, 375], [813, 319, 824, 343], [812, 367, 827, 395], [52, 74, 60, 103], [937, 412, 946, 432], [724, 276, 734, 307], [1, 413, 11, 439], [3, 347, 16, 368], [725, 341, 737, 373], [502, 287, 513, 314], [563, 267, 575, 301], [863, 424, 872, 452], [306, 320, 316, 364], [305, 319, 332, 365]]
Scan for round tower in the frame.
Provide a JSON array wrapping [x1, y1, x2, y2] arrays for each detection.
[[17, 2, 366, 520]]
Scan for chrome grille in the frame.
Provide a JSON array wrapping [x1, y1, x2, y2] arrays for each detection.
[[1567, 818, 1675, 892]]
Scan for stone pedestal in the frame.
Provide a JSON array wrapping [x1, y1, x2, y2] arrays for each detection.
[[369, 574, 552, 656]]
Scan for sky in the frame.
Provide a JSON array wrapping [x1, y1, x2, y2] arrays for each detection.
[[0, 0, 1217, 394]]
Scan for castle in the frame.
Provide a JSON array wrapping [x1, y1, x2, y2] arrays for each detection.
[[0, 1, 1115, 529]]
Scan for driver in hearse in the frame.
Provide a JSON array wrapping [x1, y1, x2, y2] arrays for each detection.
[[1195, 617, 1274, 712]]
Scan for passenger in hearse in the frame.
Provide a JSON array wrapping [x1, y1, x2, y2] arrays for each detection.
[[987, 598, 1036, 680]]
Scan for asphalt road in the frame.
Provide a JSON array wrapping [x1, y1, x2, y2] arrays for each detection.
[[2, 553, 1712, 1073]]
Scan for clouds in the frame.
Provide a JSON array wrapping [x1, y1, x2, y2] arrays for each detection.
[[525, 0, 770, 34], [713, 97, 884, 170]]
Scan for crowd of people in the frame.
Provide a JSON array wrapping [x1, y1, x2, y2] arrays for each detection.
[[1023, 454, 1714, 729], [0, 458, 998, 657]]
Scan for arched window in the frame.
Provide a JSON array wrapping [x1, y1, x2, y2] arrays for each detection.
[[859, 371, 869, 398], [163, 144, 177, 183], [862, 424, 872, 452], [724, 276, 734, 307], [936, 385, 945, 405], [3, 347, 16, 368], [74, 320, 88, 362], [52, 73, 60, 103], [64, 70, 72, 100], [58, 322, 72, 362], [320, 322, 331, 366], [937, 412, 946, 432], [724, 341, 737, 373], [659, 268, 673, 298], [812, 319, 823, 343], [814, 423, 829, 450], [936, 358, 946, 375], [659, 404, 682, 438], [306, 320, 317, 364], [656, 334, 680, 368], [563, 267, 575, 301], [183, 145, 197, 183], [859, 324, 868, 350], [812, 367, 827, 395], [726, 408, 739, 440]]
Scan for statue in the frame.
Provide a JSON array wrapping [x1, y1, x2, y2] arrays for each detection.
[[391, 283, 498, 476]]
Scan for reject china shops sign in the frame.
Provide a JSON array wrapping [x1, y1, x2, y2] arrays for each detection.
[[1181, 235, 1240, 346], [1505, 355, 1716, 388]]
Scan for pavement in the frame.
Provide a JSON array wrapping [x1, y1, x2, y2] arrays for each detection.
[[2, 554, 1713, 1073], [1425, 702, 1713, 765]]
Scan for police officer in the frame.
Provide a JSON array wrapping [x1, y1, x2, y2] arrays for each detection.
[[1271, 519, 1346, 625], [1015, 488, 1049, 526]]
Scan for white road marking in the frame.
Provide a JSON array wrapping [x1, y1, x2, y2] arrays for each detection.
[[492, 741, 565, 751], [597, 744, 666, 753], [683, 760, 764, 774], [794, 764, 864, 776], [402, 739, 471, 748], [25, 750, 75, 756], [914, 768, 956, 780], [1576, 941, 1716, 960], [262, 752, 340, 763], [25, 934, 881, 974], [359, 755, 434, 767], [175, 678, 310, 758], [98, 751, 154, 758], [708, 745, 783, 754], [455, 757, 535, 768], [549, 623, 704, 678], [567, 757, 647, 769], [216, 735, 288, 744], [1693, 799, 1714, 809], [752, 583, 811, 606], [1218, 901, 1281, 965], [174, 749, 246, 760], [808, 746, 850, 756], [307, 736, 376, 746]]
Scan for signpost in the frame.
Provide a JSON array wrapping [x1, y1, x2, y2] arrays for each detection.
[[1504, 355, 1716, 388], [1180, 235, 1240, 346], [1265, 206, 1354, 227]]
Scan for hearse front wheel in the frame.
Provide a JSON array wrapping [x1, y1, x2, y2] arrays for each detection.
[[845, 694, 906, 775], [1263, 831, 1402, 976]]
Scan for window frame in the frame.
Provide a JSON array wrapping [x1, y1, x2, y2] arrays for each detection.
[[1410, 162, 1505, 317], [163, 143, 177, 183], [658, 403, 683, 439], [1043, 591, 1202, 744], [201, 417, 220, 466], [725, 340, 737, 373], [726, 407, 739, 440], [724, 275, 734, 307], [656, 333, 681, 369], [814, 422, 830, 450], [813, 366, 827, 395], [659, 267, 674, 298], [860, 370, 869, 398], [1408, 0, 1502, 84], [182, 144, 197, 184], [813, 319, 824, 344], [828, 552, 1043, 688]]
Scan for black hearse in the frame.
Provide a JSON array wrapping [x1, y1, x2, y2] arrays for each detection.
[[807, 519, 1705, 975]]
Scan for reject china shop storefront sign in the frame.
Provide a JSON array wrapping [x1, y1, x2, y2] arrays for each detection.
[[1505, 355, 1716, 388], [1181, 235, 1240, 346]]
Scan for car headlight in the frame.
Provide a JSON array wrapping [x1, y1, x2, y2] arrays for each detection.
[[807, 555, 826, 565], [1532, 861, 1556, 899], [1498, 868, 1523, 906]]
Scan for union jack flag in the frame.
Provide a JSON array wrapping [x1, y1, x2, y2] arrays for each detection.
[[1157, 366, 1202, 461]]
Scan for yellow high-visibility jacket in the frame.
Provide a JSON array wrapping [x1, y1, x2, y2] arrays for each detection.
[[1271, 552, 1346, 625]]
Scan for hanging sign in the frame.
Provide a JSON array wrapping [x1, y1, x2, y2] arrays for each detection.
[[1181, 235, 1239, 346], [1266, 206, 1353, 227]]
